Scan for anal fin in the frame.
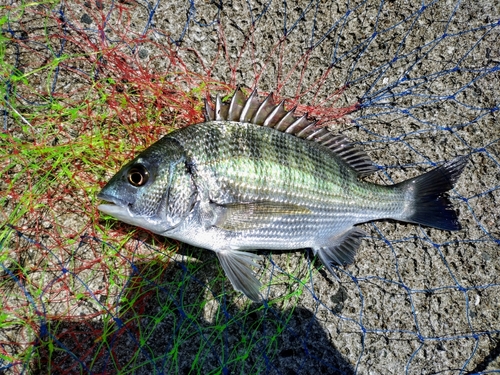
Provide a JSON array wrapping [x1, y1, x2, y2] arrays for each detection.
[[216, 250, 263, 301], [314, 227, 366, 277]]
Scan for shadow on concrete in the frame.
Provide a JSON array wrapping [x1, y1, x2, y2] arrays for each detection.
[[29, 253, 354, 375]]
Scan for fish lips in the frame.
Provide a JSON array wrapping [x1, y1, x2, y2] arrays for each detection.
[[97, 192, 170, 234], [97, 192, 135, 222], [97, 191, 128, 207]]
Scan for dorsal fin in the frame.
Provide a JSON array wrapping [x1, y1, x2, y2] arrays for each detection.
[[204, 87, 378, 177]]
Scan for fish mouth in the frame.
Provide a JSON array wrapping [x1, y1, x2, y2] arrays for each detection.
[[97, 192, 169, 235], [96, 192, 132, 218], [97, 192, 128, 207], [97, 203, 129, 217]]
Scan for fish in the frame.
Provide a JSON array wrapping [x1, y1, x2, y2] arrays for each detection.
[[97, 87, 469, 301]]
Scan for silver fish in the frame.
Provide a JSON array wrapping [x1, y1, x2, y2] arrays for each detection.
[[97, 87, 468, 301]]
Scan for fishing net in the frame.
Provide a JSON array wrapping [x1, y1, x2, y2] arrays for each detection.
[[1, 0, 499, 373]]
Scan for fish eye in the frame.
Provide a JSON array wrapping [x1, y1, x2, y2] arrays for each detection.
[[127, 164, 149, 187]]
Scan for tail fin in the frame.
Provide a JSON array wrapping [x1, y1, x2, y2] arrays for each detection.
[[397, 155, 469, 231]]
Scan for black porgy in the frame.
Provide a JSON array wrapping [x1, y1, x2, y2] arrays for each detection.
[[97, 87, 468, 301]]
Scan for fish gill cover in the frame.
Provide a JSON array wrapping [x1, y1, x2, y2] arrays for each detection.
[[0, 1, 498, 374]]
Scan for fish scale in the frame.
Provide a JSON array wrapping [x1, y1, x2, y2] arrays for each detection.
[[97, 87, 468, 301]]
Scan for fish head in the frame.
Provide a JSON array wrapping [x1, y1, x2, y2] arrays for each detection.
[[97, 137, 195, 234]]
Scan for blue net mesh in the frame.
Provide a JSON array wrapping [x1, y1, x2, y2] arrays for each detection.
[[1, 0, 499, 374]]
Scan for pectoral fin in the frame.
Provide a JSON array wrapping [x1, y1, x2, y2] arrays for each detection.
[[215, 201, 311, 231], [314, 227, 366, 277], [216, 250, 263, 301]]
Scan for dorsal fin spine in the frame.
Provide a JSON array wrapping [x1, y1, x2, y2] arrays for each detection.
[[204, 100, 214, 121], [215, 95, 223, 120], [239, 89, 258, 122], [306, 127, 326, 140], [295, 118, 315, 138], [252, 93, 274, 125], [281, 107, 298, 132], [228, 86, 244, 121], [263, 100, 287, 128]]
